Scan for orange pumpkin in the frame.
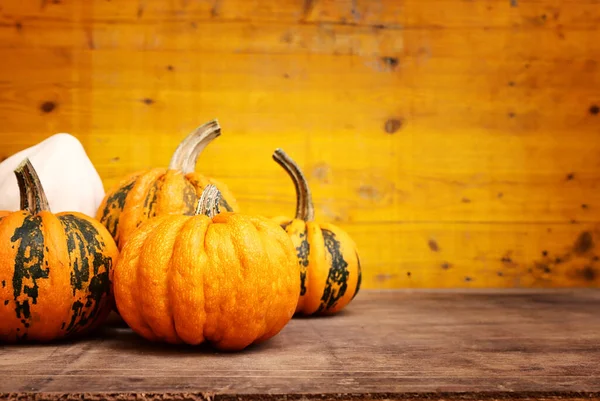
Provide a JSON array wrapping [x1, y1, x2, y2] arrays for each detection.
[[96, 120, 239, 250], [114, 185, 300, 350], [271, 149, 361, 316], [0, 159, 118, 342]]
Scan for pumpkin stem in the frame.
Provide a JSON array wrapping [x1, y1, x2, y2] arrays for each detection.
[[14, 158, 50, 214], [272, 148, 314, 222], [168, 119, 221, 174], [195, 184, 222, 218]]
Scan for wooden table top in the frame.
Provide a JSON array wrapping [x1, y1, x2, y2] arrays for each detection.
[[1, 290, 599, 400]]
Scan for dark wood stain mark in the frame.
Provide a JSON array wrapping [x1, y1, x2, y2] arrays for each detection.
[[508, 81, 515, 87], [589, 104, 599, 115], [86, 29, 95, 50], [508, 112, 516, 118], [555, 257, 563, 264], [384, 118, 403, 134], [542, 250, 548, 257], [381, 57, 399, 69], [571, 219, 577, 224], [110, 157, 120, 163], [574, 231, 593, 255], [579, 266, 597, 281], [167, 65, 174, 71], [510, 0, 518, 7], [357, 185, 381, 201], [464, 276, 473, 282], [441, 262, 451, 270], [350, 0, 360, 21], [142, 98, 154, 105], [497, 192, 503, 198], [406, 271, 411, 277], [137, 2, 144, 18], [497, 271, 504, 276], [428, 239, 439, 252], [281, 31, 293, 44], [302, 0, 316, 19], [190, 21, 197, 29], [15, 21, 22, 31], [40, 101, 57, 113], [582, 204, 589, 209], [501, 255, 513, 264], [535, 262, 551, 273], [283, 73, 290, 79], [462, 197, 471, 203], [566, 173, 575, 181], [211, 0, 221, 17], [552, 10, 560, 20]]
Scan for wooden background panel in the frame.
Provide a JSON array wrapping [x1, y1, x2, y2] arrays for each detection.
[[0, 0, 599, 288]]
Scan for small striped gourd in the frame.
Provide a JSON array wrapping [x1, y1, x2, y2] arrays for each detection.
[[272, 149, 362, 316], [96, 120, 239, 249], [0, 159, 118, 342]]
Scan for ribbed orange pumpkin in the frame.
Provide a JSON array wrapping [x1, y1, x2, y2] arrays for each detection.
[[271, 149, 361, 316], [96, 120, 239, 250], [114, 185, 299, 350], [0, 159, 118, 342]]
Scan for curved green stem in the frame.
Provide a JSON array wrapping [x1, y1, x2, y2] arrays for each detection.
[[169, 119, 221, 174], [14, 158, 50, 214], [272, 148, 314, 222]]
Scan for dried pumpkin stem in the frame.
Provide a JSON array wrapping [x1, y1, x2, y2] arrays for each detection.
[[195, 184, 222, 218], [272, 148, 314, 222], [14, 158, 50, 214], [169, 119, 221, 174]]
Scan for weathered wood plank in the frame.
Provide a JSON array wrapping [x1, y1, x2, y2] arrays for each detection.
[[0, 290, 599, 395], [347, 222, 600, 289], [2, 0, 599, 28], [0, 0, 599, 289]]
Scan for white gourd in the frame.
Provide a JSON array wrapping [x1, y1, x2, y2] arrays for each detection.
[[0, 133, 105, 217]]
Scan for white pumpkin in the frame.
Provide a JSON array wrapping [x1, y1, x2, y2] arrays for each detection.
[[0, 133, 105, 217]]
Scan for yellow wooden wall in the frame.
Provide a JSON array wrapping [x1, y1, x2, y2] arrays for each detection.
[[1, 0, 599, 289]]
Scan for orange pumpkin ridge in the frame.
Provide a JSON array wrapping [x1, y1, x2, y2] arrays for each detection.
[[272, 149, 362, 316], [113, 185, 300, 351], [96, 120, 239, 250], [0, 159, 118, 342]]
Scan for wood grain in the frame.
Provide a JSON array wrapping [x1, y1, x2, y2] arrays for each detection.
[[0, 0, 599, 288], [1, 290, 600, 397]]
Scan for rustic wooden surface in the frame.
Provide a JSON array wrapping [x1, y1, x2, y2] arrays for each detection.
[[1, 1, 600, 288], [1, 290, 600, 398]]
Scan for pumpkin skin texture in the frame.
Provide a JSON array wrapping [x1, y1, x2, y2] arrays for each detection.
[[271, 149, 361, 316], [96, 120, 239, 250], [0, 159, 118, 342], [114, 185, 300, 351]]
